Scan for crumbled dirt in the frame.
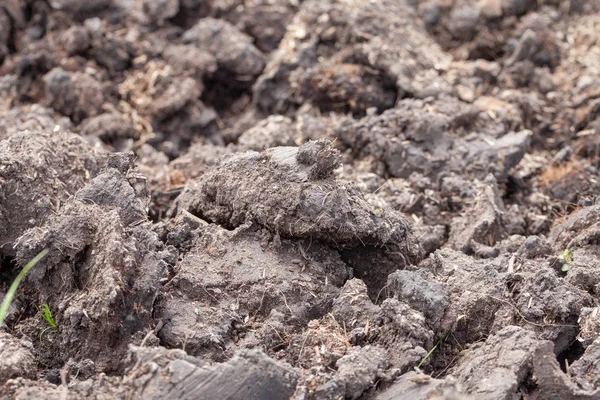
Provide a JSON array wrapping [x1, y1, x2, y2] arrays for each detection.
[[2, 0, 600, 399]]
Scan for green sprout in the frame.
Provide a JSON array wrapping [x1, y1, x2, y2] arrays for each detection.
[[0, 249, 49, 327], [559, 249, 572, 272], [36, 303, 58, 342], [417, 338, 442, 369]]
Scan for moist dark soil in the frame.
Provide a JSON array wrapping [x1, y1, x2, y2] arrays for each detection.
[[2, 0, 600, 399]]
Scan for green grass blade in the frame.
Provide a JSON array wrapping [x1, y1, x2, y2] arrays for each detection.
[[417, 339, 441, 369], [0, 249, 49, 327], [41, 303, 57, 328], [39, 326, 57, 343]]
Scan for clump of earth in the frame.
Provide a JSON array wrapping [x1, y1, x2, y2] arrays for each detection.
[[2, 0, 600, 399]]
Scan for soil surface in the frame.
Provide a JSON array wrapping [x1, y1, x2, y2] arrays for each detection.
[[2, 0, 600, 399]]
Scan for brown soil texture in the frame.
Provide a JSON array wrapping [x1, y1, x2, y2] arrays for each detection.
[[3, 0, 600, 399]]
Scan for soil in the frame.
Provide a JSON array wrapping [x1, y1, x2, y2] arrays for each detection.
[[2, 0, 600, 399]]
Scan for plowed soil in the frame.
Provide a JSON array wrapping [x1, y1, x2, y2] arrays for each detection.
[[2, 0, 600, 399]]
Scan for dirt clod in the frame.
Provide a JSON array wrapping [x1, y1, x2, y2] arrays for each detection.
[[0, 333, 36, 382]]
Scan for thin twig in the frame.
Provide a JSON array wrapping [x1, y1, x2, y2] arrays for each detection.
[[60, 365, 69, 400]]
